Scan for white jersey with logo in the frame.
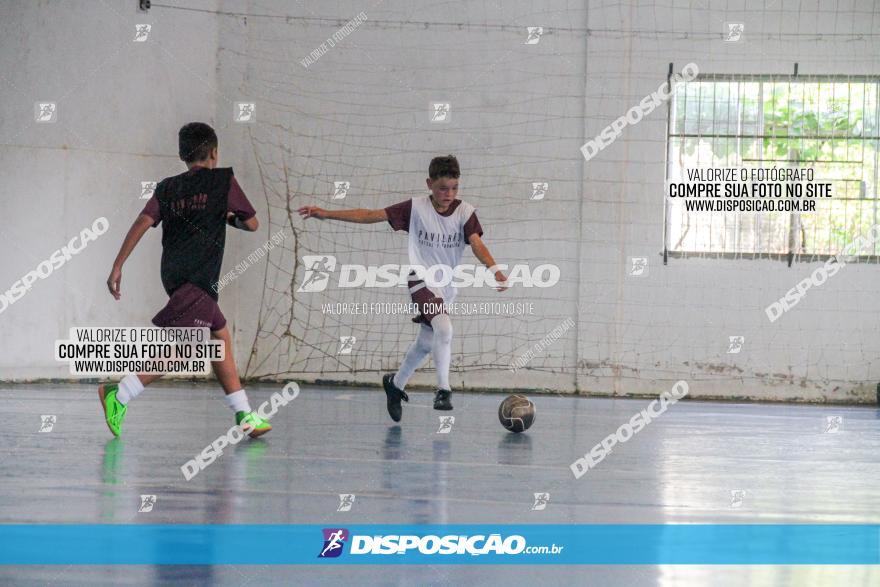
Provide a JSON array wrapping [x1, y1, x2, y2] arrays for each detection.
[[407, 196, 476, 303]]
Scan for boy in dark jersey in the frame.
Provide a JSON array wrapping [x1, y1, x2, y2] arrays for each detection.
[[98, 122, 271, 438]]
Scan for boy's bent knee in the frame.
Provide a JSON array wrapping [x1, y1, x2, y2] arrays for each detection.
[[430, 314, 453, 342]]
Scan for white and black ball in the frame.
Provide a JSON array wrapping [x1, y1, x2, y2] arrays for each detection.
[[498, 394, 536, 433]]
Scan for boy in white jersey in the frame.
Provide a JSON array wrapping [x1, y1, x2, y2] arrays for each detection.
[[298, 155, 507, 421]]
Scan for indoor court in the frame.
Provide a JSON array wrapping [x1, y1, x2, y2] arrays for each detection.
[[1, 0, 879, 585], [2, 383, 879, 585]]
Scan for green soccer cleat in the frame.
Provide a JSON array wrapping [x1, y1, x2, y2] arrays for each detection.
[[236, 411, 272, 438], [98, 383, 128, 437]]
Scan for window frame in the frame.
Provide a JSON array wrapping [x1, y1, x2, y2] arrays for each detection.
[[663, 72, 880, 264]]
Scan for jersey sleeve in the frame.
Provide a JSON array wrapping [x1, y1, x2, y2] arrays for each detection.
[[140, 194, 161, 227], [227, 176, 257, 220], [463, 211, 483, 242], [384, 199, 412, 232]]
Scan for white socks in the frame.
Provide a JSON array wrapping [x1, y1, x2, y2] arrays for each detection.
[[393, 315, 454, 391], [115, 375, 252, 413], [115, 374, 145, 405], [224, 389, 252, 413], [394, 324, 433, 389], [430, 314, 453, 391]]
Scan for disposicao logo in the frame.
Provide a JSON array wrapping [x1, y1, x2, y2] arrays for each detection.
[[318, 528, 349, 558]]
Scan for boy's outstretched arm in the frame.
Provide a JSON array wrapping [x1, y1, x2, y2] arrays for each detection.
[[297, 205, 387, 224], [469, 234, 508, 292], [106, 213, 153, 300]]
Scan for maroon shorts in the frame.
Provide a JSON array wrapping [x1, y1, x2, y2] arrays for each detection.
[[152, 283, 227, 331], [408, 278, 446, 326]]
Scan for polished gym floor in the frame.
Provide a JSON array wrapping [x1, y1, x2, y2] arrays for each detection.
[[1, 382, 878, 585]]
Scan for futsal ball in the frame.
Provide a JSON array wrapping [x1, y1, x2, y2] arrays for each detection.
[[498, 394, 536, 433]]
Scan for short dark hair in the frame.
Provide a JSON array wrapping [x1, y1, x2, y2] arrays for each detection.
[[178, 122, 218, 163], [429, 155, 460, 180]]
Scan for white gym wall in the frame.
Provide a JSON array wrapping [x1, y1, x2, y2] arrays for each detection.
[[0, 0, 223, 379], [2, 0, 878, 402]]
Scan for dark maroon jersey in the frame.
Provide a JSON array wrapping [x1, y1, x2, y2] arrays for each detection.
[[146, 167, 247, 301]]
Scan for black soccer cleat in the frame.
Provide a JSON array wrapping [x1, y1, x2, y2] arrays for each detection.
[[382, 373, 409, 422], [433, 389, 453, 411]]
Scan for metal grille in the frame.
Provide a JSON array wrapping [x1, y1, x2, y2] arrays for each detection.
[[666, 75, 880, 260]]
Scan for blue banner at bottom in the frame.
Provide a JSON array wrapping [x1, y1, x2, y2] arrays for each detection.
[[1, 524, 878, 565]]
